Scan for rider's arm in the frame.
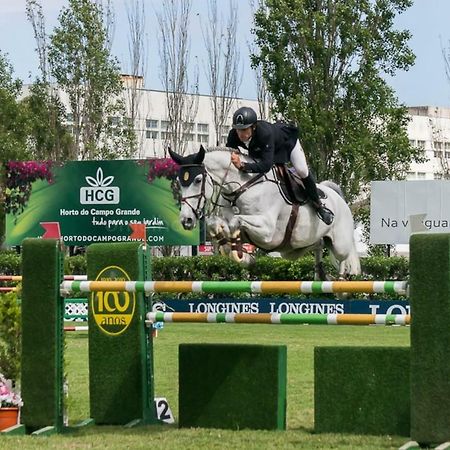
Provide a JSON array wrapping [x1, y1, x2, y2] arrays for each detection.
[[240, 123, 275, 173], [226, 129, 240, 149]]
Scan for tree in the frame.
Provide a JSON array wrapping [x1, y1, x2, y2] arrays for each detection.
[[202, 0, 241, 145], [252, 0, 424, 202], [48, 0, 135, 160], [0, 52, 31, 245], [249, 0, 272, 121], [157, 0, 199, 155], [124, 0, 148, 158], [21, 82, 74, 162], [25, 0, 75, 162]]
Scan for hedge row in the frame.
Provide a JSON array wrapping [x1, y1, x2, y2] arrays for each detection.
[[0, 250, 409, 281]]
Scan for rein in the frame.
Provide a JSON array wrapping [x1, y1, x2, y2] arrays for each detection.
[[180, 157, 278, 219]]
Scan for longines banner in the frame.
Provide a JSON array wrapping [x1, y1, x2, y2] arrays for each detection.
[[370, 180, 450, 244], [152, 298, 410, 315], [5, 160, 198, 246]]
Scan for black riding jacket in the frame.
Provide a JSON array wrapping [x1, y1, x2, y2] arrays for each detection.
[[226, 120, 298, 173]]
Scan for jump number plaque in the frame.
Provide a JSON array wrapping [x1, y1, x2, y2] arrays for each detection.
[[154, 397, 175, 423], [91, 265, 135, 336]]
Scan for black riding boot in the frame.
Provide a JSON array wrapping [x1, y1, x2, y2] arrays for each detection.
[[302, 174, 334, 225]]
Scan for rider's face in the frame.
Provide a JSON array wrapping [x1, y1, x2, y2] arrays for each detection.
[[236, 126, 253, 142]]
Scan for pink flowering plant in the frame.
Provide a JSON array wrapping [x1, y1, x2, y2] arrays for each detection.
[[5, 161, 54, 216], [146, 158, 179, 183], [0, 374, 22, 408], [146, 158, 181, 204]]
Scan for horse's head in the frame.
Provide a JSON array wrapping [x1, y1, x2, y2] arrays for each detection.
[[169, 146, 212, 230]]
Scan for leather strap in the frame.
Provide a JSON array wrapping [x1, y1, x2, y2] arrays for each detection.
[[278, 203, 299, 249]]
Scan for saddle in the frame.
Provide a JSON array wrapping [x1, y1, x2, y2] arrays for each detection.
[[274, 164, 327, 205]]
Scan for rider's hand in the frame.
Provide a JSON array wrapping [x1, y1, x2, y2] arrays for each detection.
[[231, 152, 242, 169]]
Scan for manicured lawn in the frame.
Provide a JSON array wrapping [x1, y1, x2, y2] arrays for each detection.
[[2, 324, 410, 449]]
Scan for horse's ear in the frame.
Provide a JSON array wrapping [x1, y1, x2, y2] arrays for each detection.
[[168, 146, 183, 165], [194, 145, 206, 164]]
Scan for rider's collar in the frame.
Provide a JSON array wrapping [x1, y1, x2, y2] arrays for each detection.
[[178, 164, 205, 186]]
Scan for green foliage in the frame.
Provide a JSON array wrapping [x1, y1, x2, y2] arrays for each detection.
[[0, 52, 30, 164], [0, 250, 21, 275], [65, 254, 87, 275], [48, 0, 135, 160], [20, 81, 74, 161], [0, 291, 21, 381], [252, 0, 424, 202], [361, 255, 408, 280], [2, 251, 409, 282]]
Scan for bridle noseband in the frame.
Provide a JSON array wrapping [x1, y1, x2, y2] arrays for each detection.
[[179, 165, 209, 220]]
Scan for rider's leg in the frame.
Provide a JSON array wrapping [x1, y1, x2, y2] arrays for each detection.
[[290, 140, 334, 225]]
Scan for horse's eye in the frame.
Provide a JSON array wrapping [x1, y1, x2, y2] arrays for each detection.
[[194, 176, 202, 185]]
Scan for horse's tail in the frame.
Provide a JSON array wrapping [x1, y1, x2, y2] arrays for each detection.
[[344, 242, 361, 275], [321, 180, 361, 276], [328, 241, 361, 276]]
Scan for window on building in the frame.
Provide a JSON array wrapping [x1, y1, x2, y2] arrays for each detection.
[[219, 135, 228, 145], [184, 122, 195, 132], [197, 123, 209, 133], [406, 172, 416, 179], [197, 134, 209, 143], [417, 140, 426, 149], [108, 116, 120, 126], [66, 113, 74, 123], [434, 141, 443, 150], [161, 120, 170, 131], [446, 152, 450, 159], [123, 117, 133, 127], [146, 119, 158, 129], [146, 130, 159, 139], [445, 142, 450, 150], [161, 131, 173, 141], [409, 139, 416, 147], [434, 173, 443, 180], [417, 172, 426, 179], [183, 133, 194, 141]]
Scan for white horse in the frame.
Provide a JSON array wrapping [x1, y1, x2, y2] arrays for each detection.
[[169, 146, 360, 280]]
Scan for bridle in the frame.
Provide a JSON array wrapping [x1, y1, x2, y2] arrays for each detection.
[[179, 161, 276, 220], [179, 166, 209, 220]]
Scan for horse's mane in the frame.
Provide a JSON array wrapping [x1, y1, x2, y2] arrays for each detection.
[[205, 146, 234, 154]]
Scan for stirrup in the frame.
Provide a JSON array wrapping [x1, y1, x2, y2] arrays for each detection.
[[317, 205, 334, 225]]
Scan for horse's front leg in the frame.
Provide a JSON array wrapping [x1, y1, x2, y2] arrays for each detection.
[[227, 214, 279, 264], [206, 216, 231, 256]]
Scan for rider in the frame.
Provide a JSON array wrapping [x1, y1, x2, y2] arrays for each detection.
[[226, 106, 334, 225]]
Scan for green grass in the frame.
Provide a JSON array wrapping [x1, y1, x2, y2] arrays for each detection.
[[2, 324, 410, 449]]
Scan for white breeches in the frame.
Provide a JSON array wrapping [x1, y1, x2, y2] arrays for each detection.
[[290, 140, 309, 178]]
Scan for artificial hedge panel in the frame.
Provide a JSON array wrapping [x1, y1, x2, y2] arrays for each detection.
[[87, 242, 155, 425], [410, 234, 450, 445], [179, 343, 287, 430], [21, 238, 64, 431], [314, 346, 410, 436]]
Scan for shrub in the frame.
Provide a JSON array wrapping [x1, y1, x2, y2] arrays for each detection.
[[0, 250, 21, 275], [0, 291, 21, 382]]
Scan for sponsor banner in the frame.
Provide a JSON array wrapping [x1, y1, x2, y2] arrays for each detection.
[[152, 298, 410, 315], [370, 180, 450, 244], [5, 160, 198, 246]]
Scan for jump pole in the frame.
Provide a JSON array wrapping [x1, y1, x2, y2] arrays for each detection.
[[61, 280, 408, 295], [145, 312, 410, 326]]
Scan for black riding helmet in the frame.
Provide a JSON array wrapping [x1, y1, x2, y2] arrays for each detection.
[[232, 107, 257, 129]]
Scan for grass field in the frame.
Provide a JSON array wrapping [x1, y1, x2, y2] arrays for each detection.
[[1, 324, 410, 449]]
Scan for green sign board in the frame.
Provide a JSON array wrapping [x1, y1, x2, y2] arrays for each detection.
[[5, 160, 198, 246]]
